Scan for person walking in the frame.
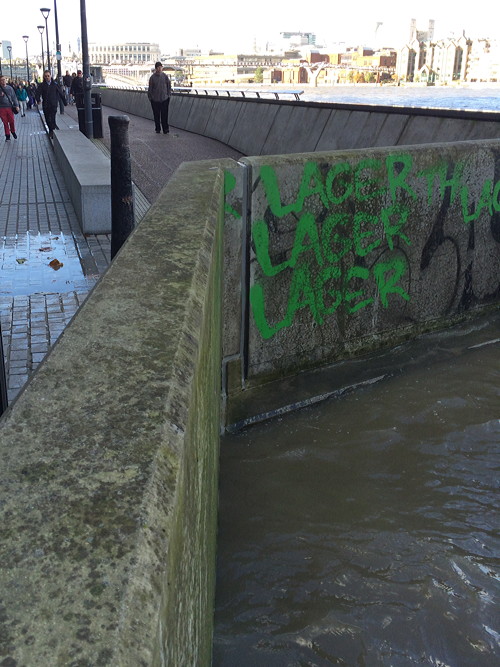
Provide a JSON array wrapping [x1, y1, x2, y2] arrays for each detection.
[[63, 70, 72, 103], [27, 82, 37, 109], [16, 83, 28, 117], [0, 75, 19, 141], [70, 70, 84, 108], [35, 70, 66, 139], [148, 61, 172, 134]]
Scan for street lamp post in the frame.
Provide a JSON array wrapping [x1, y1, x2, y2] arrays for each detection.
[[40, 7, 51, 74], [54, 0, 61, 82], [80, 0, 93, 138], [53, 0, 64, 113], [22, 36, 30, 82], [7, 45, 12, 81], [37, 25, 45, 80]]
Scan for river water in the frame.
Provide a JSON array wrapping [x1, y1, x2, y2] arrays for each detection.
[[213, 312, 500, 665], [213, 88, 500, 665], [299, 84, 500, 112]]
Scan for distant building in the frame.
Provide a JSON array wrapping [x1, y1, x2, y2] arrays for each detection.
[[2, 41, 12, 59], [397, 18, 475, 83], [409, 18, 435, 43], [174, 48, 202, 58], [167, 53, 283, 85], [280, 32, 316, 45], [89, 42, 161, 65], [466, 38, 500, 82]]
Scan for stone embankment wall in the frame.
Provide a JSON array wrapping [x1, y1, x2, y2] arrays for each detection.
[[100, 87, 500, 155], [1, 89, 500, 664], [98, 88, 500, 427], [223, 140, 500, 426], [0, 162, 226, 665]]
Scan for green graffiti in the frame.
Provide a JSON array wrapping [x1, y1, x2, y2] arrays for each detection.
[[385, 153, 417, 202], [224, 171, 241, 218], [494, 181, 500, 212], [325, 162, 353, 205], [461, 179, 494, 223], [344, 266, 373, 313], [249, 160, 415, 338], [321, 213, 353, 263], [380, 204, 411, 251], [252, 202, 411, 276], [252, 220, 290, 277], [290, 212, 324, 269], [354, 158, 386, 202], [260, 161, 330, 218], [418, 161, 465, 206], [352, 211, 381, 257], [260, 155, 417, 219], [373, 258, 411, 307], [250, 255, 410, 339], [224, 150, 500, 341]]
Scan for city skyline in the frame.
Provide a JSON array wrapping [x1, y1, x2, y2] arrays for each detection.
[[4, 0, 499, 63]]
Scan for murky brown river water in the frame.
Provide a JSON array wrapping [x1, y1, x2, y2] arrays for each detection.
[[213, 314, 500, 666]]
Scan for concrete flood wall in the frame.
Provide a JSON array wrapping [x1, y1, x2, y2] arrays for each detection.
[[223, 140, 500, 427], [0, 162, 225, 665], [100, 87, 500, 156], [2, 88, 500, 663]]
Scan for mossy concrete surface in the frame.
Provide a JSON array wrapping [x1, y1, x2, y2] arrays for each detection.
[[0, 161, 227, 665]]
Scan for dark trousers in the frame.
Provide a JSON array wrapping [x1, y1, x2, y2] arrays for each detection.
[[43, 104, 57, 131], [150, 98, 170, 133]]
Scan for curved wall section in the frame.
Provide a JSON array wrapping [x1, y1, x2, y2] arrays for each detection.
[[99, 88, 500, 156]]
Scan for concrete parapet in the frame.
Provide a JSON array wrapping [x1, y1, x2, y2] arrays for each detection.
[[100, 88, 153, 121], [99, 88, 500, 157], [53, 127, 112, 233], [0, 161, 228, 665], [223, 140, 500, 427]]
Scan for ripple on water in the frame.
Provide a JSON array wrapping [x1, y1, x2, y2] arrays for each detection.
[[214, 320, 500, 665]]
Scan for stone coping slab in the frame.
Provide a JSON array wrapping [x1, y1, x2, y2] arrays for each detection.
[[53, 127, 112, 234], [0, 159, 230, 665]]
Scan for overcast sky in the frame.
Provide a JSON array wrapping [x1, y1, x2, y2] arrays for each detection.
[[4, 0, 499, 61]]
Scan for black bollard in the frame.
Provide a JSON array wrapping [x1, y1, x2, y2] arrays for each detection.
[[0, 321, 8, 417], [109, 115, 135, 260]]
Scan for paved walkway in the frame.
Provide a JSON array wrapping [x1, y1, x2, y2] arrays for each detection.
[[0, 100, 241, 405]]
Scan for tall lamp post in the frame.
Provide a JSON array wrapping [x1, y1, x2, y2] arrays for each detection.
[[22, 36, 30, 82], [54, 0, 61, 82], [37, 25, 45, 80], [53, 0, 64, 113], [7, 45, 13, 81], [37, 25, 45, 79], [40, 7, 51, 74], [80, 0, 93, 138]]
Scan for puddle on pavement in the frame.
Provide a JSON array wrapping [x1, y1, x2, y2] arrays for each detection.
[[0, 232, 99, 296]]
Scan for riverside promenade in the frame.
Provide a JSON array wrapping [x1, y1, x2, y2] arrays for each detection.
[[0, 101, 241, 405]]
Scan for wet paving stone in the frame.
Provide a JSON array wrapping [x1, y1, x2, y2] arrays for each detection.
[[0, 110, 111, 404]]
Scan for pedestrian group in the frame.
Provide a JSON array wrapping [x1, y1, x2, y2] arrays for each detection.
[[2, 62, 174, 142]]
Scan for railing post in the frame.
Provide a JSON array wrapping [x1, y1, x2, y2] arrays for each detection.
[[0, 321, 8, 417], [109, 115, 135, 260]]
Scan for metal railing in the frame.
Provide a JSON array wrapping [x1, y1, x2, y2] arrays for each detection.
[[173, 87, 304, 100], [97, 83, 303, 101]]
